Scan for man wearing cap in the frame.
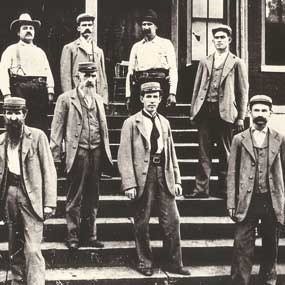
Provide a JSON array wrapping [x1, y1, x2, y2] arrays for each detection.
[[0, 13, 54, 134], [118, 81, 190, 277], [0, 97, 57, 284], [60, 13, 109, 105], [126, 9, 177, 115], [189, 24, 249, 199], [50, 62, 113, 250], [227, 95, 285, 285]]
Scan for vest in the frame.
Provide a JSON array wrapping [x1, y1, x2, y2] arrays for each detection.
[[206, 63, 224, 103], [78, 94, 101, 150]]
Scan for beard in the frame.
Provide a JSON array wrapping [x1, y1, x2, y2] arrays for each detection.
[[5, 119, 23, 146], [253, 116, 267, 125], [142, 29, 151, 36]]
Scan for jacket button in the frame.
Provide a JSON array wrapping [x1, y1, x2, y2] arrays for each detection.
[[249, 176, 253, 179], [73, 146, 76, 149], [200, 97, 204, 100], [247, 189, 252, 193], [144, 159, 148, 163], [75, 134, 78, 137], [78, 123, 81, 125], [252, 163, 255, 166], [142, 172, 146, 175]]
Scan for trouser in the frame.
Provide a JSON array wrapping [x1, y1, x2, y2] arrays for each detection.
[[9, 75, 49, 134], [4, 180, 45, 285], [231, 193, 279, 285], [194, 102, 233, 195], [66, 147, 102, 243], [133, 163, 183, 269], [130, 69, 170, 115]]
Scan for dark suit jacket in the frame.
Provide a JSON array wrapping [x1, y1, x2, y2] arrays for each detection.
[[190, 52, 249, 123], [227, 128, 285, 224], [0, 126, 57, 220], [117, 111, 181, 199]]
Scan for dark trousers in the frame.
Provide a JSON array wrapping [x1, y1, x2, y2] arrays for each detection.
[[195, 102, 233, 195], [66, 147, 102, 243], [231, 193, 279, 285], [5, 184, 45, 285], [133, 163, 183, 269]]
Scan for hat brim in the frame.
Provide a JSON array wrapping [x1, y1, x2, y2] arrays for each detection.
[[212, 27, 232, 36], [10, 19, 41, 31]]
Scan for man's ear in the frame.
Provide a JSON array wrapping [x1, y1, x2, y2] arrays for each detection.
[[77, 25, 81, 32], [228, 36, 232, 44], [140, 95, 144, 103]]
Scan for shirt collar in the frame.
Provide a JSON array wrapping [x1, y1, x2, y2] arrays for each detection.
[[142, 108, 157, 118], [80, 36, 92, 44], [18, 40, 34, 47], [251, 126, 268, 134], [142, 35, 158, 44]]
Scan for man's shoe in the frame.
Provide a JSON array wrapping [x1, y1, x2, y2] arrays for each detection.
[[163, 266, 191, 276], [66, 241, 79, 251], [88, 240, 104, 248], [137, 267, 154, 276], [185, 192, 209, 199]]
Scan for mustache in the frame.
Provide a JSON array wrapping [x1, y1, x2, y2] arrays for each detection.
[[25, 32, 33, 36], [142, 29, 151, 34], [253, 116, 267, 124], [85, 81, 95, 87], [83, 29, 92, 34]]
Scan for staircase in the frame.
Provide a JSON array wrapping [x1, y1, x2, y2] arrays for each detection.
[[0, 102, 284, 284]]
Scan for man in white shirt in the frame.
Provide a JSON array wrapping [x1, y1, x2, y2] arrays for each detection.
[[126, 9, 177, 114], [0, 13, 54, 134], [227, 95, 285, 285]]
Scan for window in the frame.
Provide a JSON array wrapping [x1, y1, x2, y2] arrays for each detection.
[[187, 0, 226, 63], [262, 0, 285, 71]]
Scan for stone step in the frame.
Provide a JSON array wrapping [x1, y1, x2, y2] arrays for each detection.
[[1, 264, 285, 285], [54, 196, 227, 218], [1, 239, 285, 269]]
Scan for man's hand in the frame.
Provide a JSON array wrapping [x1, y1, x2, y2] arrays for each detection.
[[166, 94, 176, 108], [125, 188, 137, 200], [174, 184, 183, 197], [235, 119, 244, 133], [4, 94, 11, 98], [44, 207, 55, 219], [125, 98, 130, 112], [228, 208, 235, 219]]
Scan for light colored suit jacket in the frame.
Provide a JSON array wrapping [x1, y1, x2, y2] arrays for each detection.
[[60, 38, 109, 104], [50, 88, 113, 174], [190, 52, 249, 123], [227, 128, 285, 224], [117, 111, 181, 199], [0, 126, 57, 220]]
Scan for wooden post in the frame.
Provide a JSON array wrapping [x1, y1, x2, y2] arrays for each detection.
[[86, 0, 98, 43], [171, 0, 179, 67]]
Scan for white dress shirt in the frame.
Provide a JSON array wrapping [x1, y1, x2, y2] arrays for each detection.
[[7, 142, 21, 175], [214, 51, 229, 68], [251, 126, 268, 148]]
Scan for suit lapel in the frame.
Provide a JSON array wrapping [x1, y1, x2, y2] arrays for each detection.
[[220, 53, 236, 84], [71, 89, 82, 117], [268, 128, 282, 169], [241, 129, 256, 162], [158, 115, 169, 142], [205, 54, 214, 76], [135, 112, 150, 149], [0, 134, 7, 165], [21, 126, 32, 162]]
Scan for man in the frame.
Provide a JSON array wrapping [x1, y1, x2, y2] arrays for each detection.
[[0, 97, 57, 285], [125, 9, 177, 115], [60, 13, 109, 105], [118, 82, 190, 277], [0, 13, 55, 134], [189, 24, 248, 199], [50, 62, 113, 250], [227, 95, 285, 285]]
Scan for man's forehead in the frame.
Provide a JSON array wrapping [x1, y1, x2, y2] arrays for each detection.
[[79, 20, 94, 25], [142, 21, 155, 25], [143, 91, 160, 96], [252, 103, 270, 109], [20, 24, 34, 29], [213, 31, 228, 37]]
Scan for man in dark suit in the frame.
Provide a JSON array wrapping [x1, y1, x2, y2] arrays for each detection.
[[50, 62, 113, 250], [117, 82, 190, 277], [227, 95, 285, 285], [189, 24, 249, 198], [0, 97, 57, 285]]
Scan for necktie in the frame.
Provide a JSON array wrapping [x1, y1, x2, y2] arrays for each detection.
[[142, 110, 160, 154]]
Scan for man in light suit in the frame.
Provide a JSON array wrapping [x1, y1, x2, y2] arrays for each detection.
[[117, 82, 190, 277], [189, 24, 249, 198], [227, 95, 285, 285], [50, 62, 113, 250], [60, 13, 109, 105], [0, 97, 57, 285]]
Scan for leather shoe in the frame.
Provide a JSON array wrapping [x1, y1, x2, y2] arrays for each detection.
[[66, 241, 79, 251], [163, 266, 191, 276], [184, 192, 209, 199], [137, 267, 154, 276], [88, 240, 104, 248]]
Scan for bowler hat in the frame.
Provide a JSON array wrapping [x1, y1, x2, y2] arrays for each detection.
[[249, 95, 273, 109], [141, 82, 161, 93], [212, 24, 232, 36], [78, 62, 97, 73], [76, 13, 95, 24], [10, 13, 41, 31], [3, 97, 26, 110], [141, 9, 159, 26]]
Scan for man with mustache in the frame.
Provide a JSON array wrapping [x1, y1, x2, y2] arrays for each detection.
[[0, 97, 57, 285], [189, 24, 248, 199], [126, 9, 177, 114], [50, 62, 113, 250], [227, 95, 285, 285], [0, 13, 54, 134], [60, 13, 109, 105]]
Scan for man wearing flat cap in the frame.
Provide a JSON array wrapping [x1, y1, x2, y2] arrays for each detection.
[[189, 24, 249, 199], [0, 97, 57, 284], [227, 95, 285, 284], [0, 13, 55, 134], [126, 9, 178, 115], [50, 61, 113, 250], [60, 13, 109, 105], [118, 81, 190, 277]]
